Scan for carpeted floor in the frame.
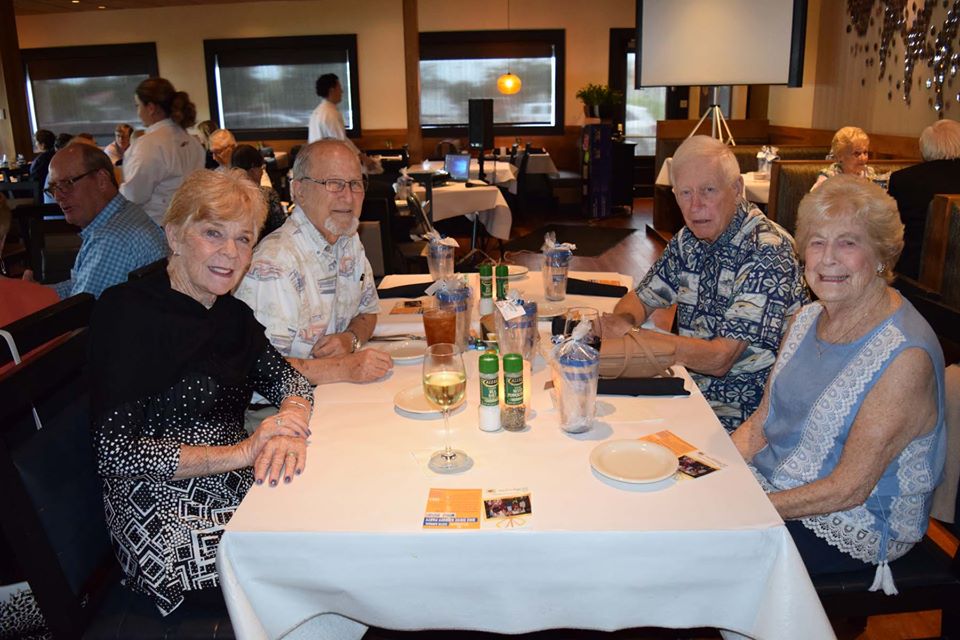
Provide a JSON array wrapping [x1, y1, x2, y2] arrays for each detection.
[[502, 223, 636, 257]]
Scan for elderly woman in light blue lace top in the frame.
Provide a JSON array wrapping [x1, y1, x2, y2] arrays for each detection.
[[732, 175, 946, 593]]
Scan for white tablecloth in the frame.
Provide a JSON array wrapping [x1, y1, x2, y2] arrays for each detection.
[[527, 152, 559, 175], [412, 183, 512, 240], [437, 159, 518, 192], [218, 272, 833, 640], [656, 158, 770, 205]]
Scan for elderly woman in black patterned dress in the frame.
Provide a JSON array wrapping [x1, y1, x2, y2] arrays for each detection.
[[89, 169, 314, 615]]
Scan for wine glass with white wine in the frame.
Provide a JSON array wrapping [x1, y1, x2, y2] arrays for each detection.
[[423, 343, 472, 473]]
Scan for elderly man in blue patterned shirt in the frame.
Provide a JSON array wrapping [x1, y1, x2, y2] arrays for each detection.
[[604, 135, 808, 431], [36, 143, 168, 299]]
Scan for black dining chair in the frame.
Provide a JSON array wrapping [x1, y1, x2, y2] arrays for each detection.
[[0, 292, 94, 370], [0, 326, 236, 639], [812, 479, 960, 637]]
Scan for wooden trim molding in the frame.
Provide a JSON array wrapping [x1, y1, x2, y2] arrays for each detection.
[[769, 125, 921, 160], [402, 0, 423, 163], [0, 0, 32, 160]]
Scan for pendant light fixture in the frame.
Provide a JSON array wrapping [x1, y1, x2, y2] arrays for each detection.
[[497, 0, 521, 95]]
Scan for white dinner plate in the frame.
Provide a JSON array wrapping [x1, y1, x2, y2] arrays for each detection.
[[589, 440, 678, 484], [394, 385, 464, 416], [506, 265, 529, 280], [374, 339, 427, 363], [538, 301, 566, 319]]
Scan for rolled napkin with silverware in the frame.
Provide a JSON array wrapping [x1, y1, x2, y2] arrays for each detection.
[[597, 377, 689, 397], [565, 277, 628, 298], [377, 282, 431, 298]]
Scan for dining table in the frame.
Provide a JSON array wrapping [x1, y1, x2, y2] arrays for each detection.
[[217, 270, 835, 640], [435, 158, 518, 192], [656, 157, 770, 204], [411, 181, 512, 241]]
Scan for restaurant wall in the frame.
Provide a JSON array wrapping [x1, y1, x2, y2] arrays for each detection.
[[766, 0, 821, 128], [418, 0, 635, 127], [16, 0, 633, 135], [773, 0, 950, 138], [14, 0, 407, 130]]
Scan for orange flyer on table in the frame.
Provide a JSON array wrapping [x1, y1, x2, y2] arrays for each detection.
[[423, 488, 482, 529], [639, 430, 696, 456], [390, 300, 424, 315], [589, 278, 623, 287]]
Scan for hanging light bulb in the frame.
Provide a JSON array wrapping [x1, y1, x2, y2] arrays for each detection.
[[497, 72, 522, 94], [497, 0, 521, 95]]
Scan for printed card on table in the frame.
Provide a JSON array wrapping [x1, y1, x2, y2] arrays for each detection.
[[639, 430, 725, 480], [423, 488, 532, 529], [390, 300, 424, 315], [481, 488, 532, 529], [423, 488, 481, 529]]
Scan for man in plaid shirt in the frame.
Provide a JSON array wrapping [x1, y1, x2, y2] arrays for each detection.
[[37, 143, 168, 299]]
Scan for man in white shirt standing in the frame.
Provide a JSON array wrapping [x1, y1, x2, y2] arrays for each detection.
[[308, 73, 377, 172], [235, 140, 393, 384]]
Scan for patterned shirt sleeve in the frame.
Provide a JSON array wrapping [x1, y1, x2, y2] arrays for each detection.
[[357, 255, 380, 315], [635, 235, 682, 310], [249, 344, 315, 406], [235, 251, 306, 357], [715, 243, 806, 351]]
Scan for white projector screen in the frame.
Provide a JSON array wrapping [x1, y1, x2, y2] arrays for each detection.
[[636, 0, 806, 87]]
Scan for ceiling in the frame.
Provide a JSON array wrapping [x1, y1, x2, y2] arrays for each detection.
[[13, 0, 290, 15]]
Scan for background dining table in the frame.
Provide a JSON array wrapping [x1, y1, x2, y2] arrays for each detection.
[[411, 182, 512, 241], [217, 271, 834, 640], [655, 157, 770, 204]]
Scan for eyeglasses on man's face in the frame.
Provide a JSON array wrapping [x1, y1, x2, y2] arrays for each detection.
[[44, 168, 99, 198], [299, 176, 368, 193]]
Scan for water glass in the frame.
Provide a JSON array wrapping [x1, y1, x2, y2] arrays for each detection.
[[543, 249, 572, 301], [427, 243, 454, 281]]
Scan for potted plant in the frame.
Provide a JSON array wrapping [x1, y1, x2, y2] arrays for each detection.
[[575, 83, 624, 120]]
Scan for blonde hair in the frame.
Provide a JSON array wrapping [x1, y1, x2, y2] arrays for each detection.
[[829, 126, 870, 160], [670, 135, 740, 186], [162, 169, 267, 241], [209, 128, 236, 149], [796, 175, 904, 282], [919, 119, 960, 161]]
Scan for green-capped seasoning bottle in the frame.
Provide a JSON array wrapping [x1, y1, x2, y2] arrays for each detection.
[[495, 264, 509, 301], [501, 353, 525, 431], [478, 263, 494, 316], [478, 352, 500, 432]]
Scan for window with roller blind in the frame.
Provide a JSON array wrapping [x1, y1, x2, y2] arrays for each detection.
[[419, 30, 565, 136], [203, 35, 361, 140], [22, 43, 159, 146]]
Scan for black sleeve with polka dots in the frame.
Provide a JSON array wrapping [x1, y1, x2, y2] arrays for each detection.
[[248, 343, 314, 408]]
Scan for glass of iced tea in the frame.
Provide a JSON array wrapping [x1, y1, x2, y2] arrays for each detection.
[[422, 304, 457, 346]]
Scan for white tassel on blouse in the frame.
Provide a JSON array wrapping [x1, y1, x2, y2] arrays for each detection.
[[868, 561, 899, 595]]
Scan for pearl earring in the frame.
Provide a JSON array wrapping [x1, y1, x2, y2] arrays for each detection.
[[876, 263, 886, 274]]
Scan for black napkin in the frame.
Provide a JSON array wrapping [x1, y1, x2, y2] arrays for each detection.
[[377, 282, 431, 298], [597, 377, 690, 397], [566, 277, 628, 298]]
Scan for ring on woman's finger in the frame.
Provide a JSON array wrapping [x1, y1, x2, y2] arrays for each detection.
[[276, 416, 284, 427], [286, 452, 296, 458]]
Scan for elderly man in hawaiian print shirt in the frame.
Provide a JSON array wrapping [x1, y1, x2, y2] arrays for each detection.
[[236, 140, 393, 384], [603, 135, 808, 432]]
